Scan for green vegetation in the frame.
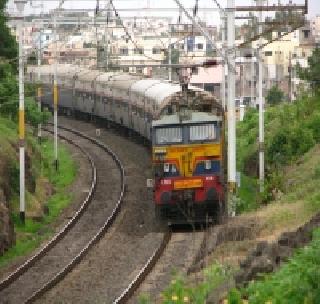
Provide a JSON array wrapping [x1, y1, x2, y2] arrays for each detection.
[[138, 264, 233, 304], [298, 47, 320, 94], [237, 92, 320, 211], [265, 85, 285, 106], [237, 47, 320, 211], [0, 137, 77, 267], [0, 0, 77, 268], [225, 228, 320, 304], [0, 0, 17, 62]]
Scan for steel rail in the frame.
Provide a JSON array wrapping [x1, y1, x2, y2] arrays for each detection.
[[0, 127, 97, 292], [0, 124, 126, 304], [24, 124, 126, 303], [113, 230, 172, 304]]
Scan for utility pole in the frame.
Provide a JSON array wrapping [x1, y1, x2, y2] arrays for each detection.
[[258, 0, 264, 193], [220, 12, 226, 110], [15, 0, 27, 224], [227, 0, 236, 203], [53, 12, 59, 170], [104, 0, 110, 70], [37, 28, 42, 143], [288, 51, 292, 102], [168, 24, 172, 81], [251, 48, 255, 107]]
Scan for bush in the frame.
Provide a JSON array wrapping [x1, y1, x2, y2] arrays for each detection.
[[266, 85, 285, 106], [241, 228, 320, 304], [314, 165, 320, 179], [237, 93, 320, 207], [306, 112, 320, 142]]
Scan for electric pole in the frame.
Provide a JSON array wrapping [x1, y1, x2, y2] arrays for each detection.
[[220, 12, 226, 110], [105, 0, 110, 70], [258, 0, 264, 193], [251, 49, 255, 107], [53, 11, 59, 170], [37, 28, 42, 143], [168, 24, 172, 82], [227, 0, 236, 200], [15, 0, 27, 224]]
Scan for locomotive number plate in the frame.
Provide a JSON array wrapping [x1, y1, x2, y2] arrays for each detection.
[[174, 179, 203, 190]]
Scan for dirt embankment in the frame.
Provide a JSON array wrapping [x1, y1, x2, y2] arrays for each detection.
[[0, 189, 14, 256], [0, 150, 16, 256], [0, 143, 40, 257]]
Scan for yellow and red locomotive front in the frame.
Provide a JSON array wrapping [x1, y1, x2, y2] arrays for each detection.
[[152, 112, 225, 223]]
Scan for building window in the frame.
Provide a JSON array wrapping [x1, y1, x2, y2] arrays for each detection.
[[303, 30, 310, 38], [134, 47, 144, 55], [264, 51, 272, 56], [120, 47, 129, 55], [197, 43, 203, 50], [152, 47, 162, 54]]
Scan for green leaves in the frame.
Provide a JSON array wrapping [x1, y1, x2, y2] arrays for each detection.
[[0, 0, 17, 62], [242, 228, 320, 304], [298, 47, 320, 94], [266, 85, 285, 106]]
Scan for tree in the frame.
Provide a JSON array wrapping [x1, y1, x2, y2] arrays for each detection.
[[266, 85, 285, 106], [298, 47, 320, 95], [0, 0, 17, 62], [0, 1, 51, 126]]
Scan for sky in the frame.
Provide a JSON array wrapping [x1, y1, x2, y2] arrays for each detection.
[[6, 0, 319, 23]]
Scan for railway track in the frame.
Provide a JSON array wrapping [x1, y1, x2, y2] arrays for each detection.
[[0, 117, 213, 303], [0, 125, 125, 304], [114, 230, 172, 303], [116, 230, 206, 303]]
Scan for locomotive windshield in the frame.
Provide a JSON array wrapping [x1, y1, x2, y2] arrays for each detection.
[[189, 124, 216, 142], [155, 127, 183, 144]]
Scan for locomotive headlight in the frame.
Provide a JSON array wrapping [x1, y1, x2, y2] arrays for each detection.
[[205, 160, 212, 170], [164, 163, 170, 173], [154, 149, 167, 162]]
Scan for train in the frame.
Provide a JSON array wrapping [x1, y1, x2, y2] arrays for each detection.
[[27, 64, 226, 224]]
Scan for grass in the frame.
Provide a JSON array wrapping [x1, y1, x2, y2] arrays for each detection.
[[146, 143, 320, 303], [237, 174, 259, 213], [235, 228, 320, 304], [0, 136, 77, 268], [237, 94, 320, 208], [138, 264, 233, 304]]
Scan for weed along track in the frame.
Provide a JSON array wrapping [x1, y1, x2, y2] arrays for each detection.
[[0, 124, 125, 303]]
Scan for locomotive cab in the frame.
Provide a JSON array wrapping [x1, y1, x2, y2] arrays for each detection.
[[152, 112, 225, 224]]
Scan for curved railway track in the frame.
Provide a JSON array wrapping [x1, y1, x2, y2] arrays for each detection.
[[0, 125, 125, 304], [117, 230, 206, 303], [114, 230, 172, 303]]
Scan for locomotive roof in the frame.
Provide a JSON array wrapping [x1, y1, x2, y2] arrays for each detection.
[[145, 82, 181, 105], [152, 112, 222, 127], [108, 74, 140, 91]]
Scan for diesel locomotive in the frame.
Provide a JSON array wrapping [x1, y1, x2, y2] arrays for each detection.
[[27, 64, 226, 224]]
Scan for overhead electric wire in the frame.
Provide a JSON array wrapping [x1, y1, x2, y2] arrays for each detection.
[[109, 0, 164, 63]]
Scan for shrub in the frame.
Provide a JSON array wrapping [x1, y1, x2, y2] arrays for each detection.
[[242, 228, 320, 304], [306, 112, 320, 142], [266, 85, 285, 106], [314, 165, 320, 179]]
